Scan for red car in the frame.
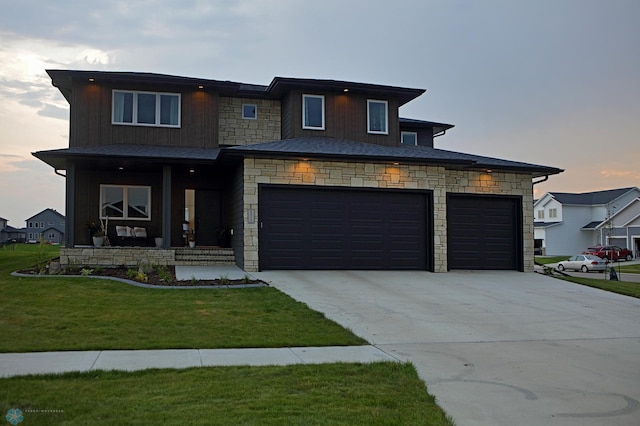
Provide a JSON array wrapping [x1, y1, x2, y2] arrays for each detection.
[[584, 246, 634, 261]]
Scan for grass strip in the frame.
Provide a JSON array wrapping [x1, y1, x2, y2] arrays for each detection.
[[558, 276, 640, 298], [0, 362, 454, 425]]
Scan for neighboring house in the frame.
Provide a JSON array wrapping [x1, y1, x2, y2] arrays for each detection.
[[534, 187, 640, 256], [25, 209, 66, 244], [34, 70, 562, 272], [0, 217, 26, 243]]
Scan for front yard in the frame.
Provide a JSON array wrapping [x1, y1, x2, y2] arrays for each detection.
[[1, 244, 364, 352], [0, 244, 454, 425]]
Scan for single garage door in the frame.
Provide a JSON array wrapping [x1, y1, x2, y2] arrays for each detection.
[[259, 186, 431, 270], [447, 194, 522, 270]]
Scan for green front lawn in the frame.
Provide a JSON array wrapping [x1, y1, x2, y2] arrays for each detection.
[[1, 244, 365, 352], [0, 363, 454, 425], [559, 276, 640, 298], [611, 262, 640, 274]]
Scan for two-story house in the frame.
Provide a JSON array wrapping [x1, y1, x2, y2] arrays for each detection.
[[34, 70, 562, 272], [0, 217, 25, 244], [25, 208, 66, 244], [534, 187, 640, 256]]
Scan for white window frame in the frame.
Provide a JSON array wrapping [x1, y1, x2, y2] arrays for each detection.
[[537, 210, 544, 219], [367, 99, 388, 134], [302, 94, 325, 130], [40, 222, 44, 228], [48, 232, 55, 239], [401, 131, 418, 145], [112, 90, 181, 128], [549, 208, 558, 218], [100, 184, 151, 221], [242, 104, 257, 120]]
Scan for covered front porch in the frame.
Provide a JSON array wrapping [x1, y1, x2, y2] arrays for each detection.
[[33, 144, 245, 268]]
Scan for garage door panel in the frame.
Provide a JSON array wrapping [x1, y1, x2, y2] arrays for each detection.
[[448, 195, 522, 271], [260, 186, 430, 270]]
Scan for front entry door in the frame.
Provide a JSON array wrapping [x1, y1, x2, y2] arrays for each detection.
[[195, 190, 221, 246]]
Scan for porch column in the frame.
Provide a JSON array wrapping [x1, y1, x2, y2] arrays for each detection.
[[65, 160, 75, 247], [162, 165, 172, 248]]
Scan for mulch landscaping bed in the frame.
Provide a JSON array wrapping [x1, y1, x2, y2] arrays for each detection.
[[17, 261, 265, 287]]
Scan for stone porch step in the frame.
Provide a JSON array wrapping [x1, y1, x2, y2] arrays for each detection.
[[174, 247, 235, 265]]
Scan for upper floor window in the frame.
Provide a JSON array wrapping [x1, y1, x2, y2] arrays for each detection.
[[401, 131, 417, 145], [112, 90, 180, 128], [302, 94, 325, 130], [242, 104, 257, 120], [367, 100, 388, 134], [549, 208, 558, 218], [100, 184, 151, 220], [537, 210, 544, 219]]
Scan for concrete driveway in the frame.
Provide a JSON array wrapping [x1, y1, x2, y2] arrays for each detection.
[[254, 270, 640, 426]]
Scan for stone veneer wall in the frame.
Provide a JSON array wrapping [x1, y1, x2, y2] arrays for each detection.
[[60, 247, 174, 267], [445, 170, 535, 273], [218, 97, 281, 145], [242, 158, 535, 273]]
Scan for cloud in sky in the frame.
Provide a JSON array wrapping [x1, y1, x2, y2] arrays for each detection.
[[0, 0, 639, 224]]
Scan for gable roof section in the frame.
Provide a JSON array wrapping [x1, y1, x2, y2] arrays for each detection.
[[25, 208, 65, 222], [225, 138, 562, 177], [550, 187, 637, 205]]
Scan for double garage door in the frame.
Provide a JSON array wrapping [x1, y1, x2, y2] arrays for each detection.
[[258, 186, 522, 271], [259, 186, 431, 270]]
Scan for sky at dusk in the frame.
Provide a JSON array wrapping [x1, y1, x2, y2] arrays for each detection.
[[1, 0, 639, 226]]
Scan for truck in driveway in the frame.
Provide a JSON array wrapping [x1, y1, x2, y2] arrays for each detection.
[[584, 245, 634, 261]]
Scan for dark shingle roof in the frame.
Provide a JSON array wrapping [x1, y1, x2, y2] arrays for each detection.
[[226, 137, 562, 177], [34, 139, 563, 177], [47, 70, 425, 105], [399, 118, 455, 136], [33, 144, 221, 169], [582, 221, 603, 229], [551, 188, 637, 205]]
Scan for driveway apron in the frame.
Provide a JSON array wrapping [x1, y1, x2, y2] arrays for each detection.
[[254, 270, 640, 426]]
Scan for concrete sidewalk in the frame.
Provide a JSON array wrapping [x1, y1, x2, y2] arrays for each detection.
[[0, 346, 397, 378]]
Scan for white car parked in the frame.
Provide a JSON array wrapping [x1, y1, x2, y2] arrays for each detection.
[[557, 255, 608, 273]]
